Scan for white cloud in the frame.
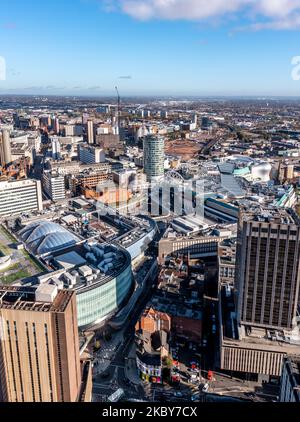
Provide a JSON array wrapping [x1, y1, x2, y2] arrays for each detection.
[[255, 0, 300, 18], [120, 0, 247, 20], [104, 0, 300, 29]]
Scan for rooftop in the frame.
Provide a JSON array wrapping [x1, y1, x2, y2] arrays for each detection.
[[285, 356, 300, 388], [0, 285, 73, 313], [240, 207, 299, 225], [47, 241, 132, 293]]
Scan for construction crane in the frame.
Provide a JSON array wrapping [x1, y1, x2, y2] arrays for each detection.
[[115, 86, 120, 135]]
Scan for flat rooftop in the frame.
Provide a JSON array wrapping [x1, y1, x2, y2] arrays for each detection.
[[55, 251, 87, 270], [240, 207, 299, 225], [0, 285, 73, 313], [48, 241, 131, 293], [286, 356, 300, 387]]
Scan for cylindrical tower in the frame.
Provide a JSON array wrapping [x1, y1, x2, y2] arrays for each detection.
[[143, 135, 165, 182]]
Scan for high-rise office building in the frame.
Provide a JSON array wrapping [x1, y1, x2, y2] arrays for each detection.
[[0, 284, 90, 402], [0, 129, 12, 166], [235, 208, 300, 331], [86, 120, 94, 144], [0, 179, 43, 217], [51, 116, 60, 134], [64, 124, 75, 137], [78, 144, 105, 164], [42, 170, 66, 201], [39, 115, 51, 128], [82, 113, 89, 125], [280, 356, 300, 402], [51, 136, 61, 160], [143, 135, 165, 182]]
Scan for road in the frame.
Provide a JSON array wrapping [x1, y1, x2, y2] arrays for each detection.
[[92, 256, 158, 402]]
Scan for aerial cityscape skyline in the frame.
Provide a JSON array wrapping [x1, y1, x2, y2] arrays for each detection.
[[1, 0, 300, 413]]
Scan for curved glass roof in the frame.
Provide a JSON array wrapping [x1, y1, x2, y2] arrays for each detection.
[[26, 221, 66, 244], [19, 220, 78, 254], [19, 221, 41, 241], [37, 232, 77, 255]]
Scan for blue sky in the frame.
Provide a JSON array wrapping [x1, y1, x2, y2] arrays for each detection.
[[0, 0, 300, 96]]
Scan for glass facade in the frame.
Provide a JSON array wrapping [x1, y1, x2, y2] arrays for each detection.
[[76, 263, 133, 328], [143, 135, 165, 181]]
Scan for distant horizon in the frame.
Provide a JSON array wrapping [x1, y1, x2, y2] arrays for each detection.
[[1, 1, 300, 97], [1, 93, 300, 102]]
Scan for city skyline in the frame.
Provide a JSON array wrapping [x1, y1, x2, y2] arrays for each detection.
[[2, 0, 300, 409], [0, 0, 300, 96]]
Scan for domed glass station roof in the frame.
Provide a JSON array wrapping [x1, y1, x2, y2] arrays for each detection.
[[19, 220, 78, 255]]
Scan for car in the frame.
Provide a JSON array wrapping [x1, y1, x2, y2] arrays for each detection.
[[202, 383, 209, 393], [244, 392, 255, 397], [191, 394, 200, 401], [173, 392, 183, 398], [207, 370, 214, 381]]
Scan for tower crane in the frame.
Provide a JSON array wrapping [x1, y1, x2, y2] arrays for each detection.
[[115, 86, 120, 135]]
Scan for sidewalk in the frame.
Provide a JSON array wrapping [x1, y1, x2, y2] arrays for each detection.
[[124, 343, 141, 385], [93, 331, 124, 376]]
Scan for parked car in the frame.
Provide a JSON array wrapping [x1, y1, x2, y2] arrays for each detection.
[[173, 392, 183, 398], [244, 392, 255, 398], [202, 383, 209, 393]]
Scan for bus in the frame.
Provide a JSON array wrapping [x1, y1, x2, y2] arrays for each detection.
[[107, 388, 125, 402], [207, 370, 214, 381]]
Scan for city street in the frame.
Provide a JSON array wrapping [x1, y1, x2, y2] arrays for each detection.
[[91, 256, 158, 402]]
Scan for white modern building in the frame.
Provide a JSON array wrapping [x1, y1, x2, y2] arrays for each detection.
[[0, 179, 43, 217], [78, 144, 105, 164], [143, 135, 165, 182], [87, 120, 94, 144], [51, 136, 61, 160], [42, 170, 66, 201]]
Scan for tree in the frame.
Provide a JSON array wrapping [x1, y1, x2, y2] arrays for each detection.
[[162, 355, 173, 368]]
